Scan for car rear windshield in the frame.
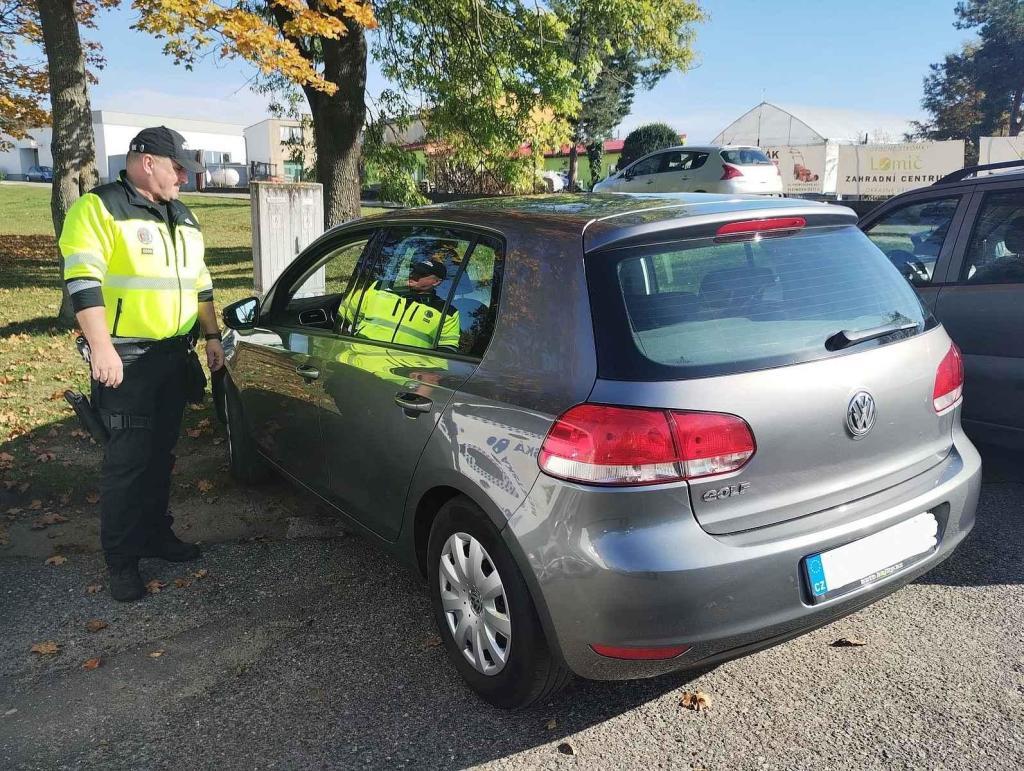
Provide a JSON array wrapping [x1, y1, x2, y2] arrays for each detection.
[[720, 149, 772, 166], [587, 225, 932, 380]]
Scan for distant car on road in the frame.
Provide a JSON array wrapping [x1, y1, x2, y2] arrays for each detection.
[[860, 160, 1024, 449], [218, 193, 979, 708], [24, 165, 53, 183], [593, 145, 783, 196]]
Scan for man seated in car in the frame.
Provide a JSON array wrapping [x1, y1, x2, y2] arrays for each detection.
[[339, 246, 461, 352], [971, 215, 1024, 284]]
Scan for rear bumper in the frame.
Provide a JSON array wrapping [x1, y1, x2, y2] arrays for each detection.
[[504, 431, 981, 680]]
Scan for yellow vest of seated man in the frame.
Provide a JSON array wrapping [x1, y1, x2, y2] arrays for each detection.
[[341, 281, 460, 351]]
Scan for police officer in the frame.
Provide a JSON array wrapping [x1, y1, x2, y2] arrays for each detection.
[[341, 250, 461, 351], [59, 126, 224, 602]]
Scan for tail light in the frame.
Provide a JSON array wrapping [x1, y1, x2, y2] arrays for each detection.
[[538, 404, 755, 486], [933, 343, 964, 413], [716, 217, 806, 241], [721, 164, 743, 180]]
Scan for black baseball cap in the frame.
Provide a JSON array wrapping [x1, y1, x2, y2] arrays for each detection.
[[128, 126, 205, 173], [410, 259, 447, 280]]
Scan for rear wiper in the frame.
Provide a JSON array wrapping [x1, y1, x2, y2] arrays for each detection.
[[825, 320, 919, 351]]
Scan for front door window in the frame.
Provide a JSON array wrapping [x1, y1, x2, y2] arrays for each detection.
[[863, 196, 960, 286]]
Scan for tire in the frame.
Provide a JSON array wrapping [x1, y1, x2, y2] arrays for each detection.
[[223, 377, 269, 485], [427, 495, 571, 709]]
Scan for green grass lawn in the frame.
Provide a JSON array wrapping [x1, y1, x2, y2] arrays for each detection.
[[0, 184, 384, 546]]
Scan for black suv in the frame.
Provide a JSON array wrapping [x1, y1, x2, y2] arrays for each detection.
[[860, 160, 1024, 449]]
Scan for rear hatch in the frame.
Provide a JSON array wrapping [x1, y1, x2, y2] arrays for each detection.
[[720, 147, 781, 191], [584, 218, 958, 535]]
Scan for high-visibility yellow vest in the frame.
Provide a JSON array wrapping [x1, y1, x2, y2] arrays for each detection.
[[341, 281, 461, 350], [60, 173, 213, 340]]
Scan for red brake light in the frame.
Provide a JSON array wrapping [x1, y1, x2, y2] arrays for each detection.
[[715, 217, 806, 241], [933, 343, 964, 413], [538, 404, 755, 486], [721, 163, 743, 180], [590, 643, 690, 660]]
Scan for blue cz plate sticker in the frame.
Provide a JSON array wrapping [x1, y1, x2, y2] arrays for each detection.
[[805, 554, 829, 598]]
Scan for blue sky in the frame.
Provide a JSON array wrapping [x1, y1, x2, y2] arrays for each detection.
[[85, 0, 973, 142]]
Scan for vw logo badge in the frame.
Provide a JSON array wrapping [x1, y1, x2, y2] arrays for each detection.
[[846, 391, 876, 439]]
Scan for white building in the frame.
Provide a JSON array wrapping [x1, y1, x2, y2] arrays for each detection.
[[1, 110, 247, 189]]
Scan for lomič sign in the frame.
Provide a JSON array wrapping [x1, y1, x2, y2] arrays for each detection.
[[837, 140, 964, 197]]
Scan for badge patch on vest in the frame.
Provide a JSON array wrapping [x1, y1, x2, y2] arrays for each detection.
[[137, 227, 153, 244], [424, 310, 434, 320]]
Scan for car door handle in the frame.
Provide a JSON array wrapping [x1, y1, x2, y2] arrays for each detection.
[[646, 179, 655, 184], [295, 364, 320, 381], [394, 392, 432, 413]]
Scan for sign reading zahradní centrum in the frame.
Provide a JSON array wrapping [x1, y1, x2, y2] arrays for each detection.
[[837, 141, 964, 197]]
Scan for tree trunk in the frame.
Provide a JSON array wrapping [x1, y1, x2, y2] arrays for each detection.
[[37, 0, 99, 326], [305, 27, 367, 228], [567, 144, 579, 192]]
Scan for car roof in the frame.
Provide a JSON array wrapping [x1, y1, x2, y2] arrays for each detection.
[[358, 193, 857, 253]]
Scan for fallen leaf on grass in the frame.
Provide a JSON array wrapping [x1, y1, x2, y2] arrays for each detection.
[[44, 555, 67, 566], [557, 741, 575, 756], [186, 428, 203, 439], [212, 437, 225, 446], [85, 584, 103, 595], [70, 428, 89, 439], [831, 637, 867, 647], [196, 479, 214, 493], [545, 718, 558, 730], [148, 649, 164, 658], [145, 580, 166, 594], [85, 619, 108, 633], [31, 512, 67, 530], [30, 641, 60, 656], [46, 389, 65, 401], [28, 500, 43, 510], [420, 634, 442, 650], [36, 452, 56, 463], [85, 492, 100, 504], [680, 690, 712, 711], [82, 657, 102, 671]]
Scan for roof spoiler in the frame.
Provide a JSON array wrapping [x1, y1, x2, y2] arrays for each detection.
[[935, 159, 1024, 185]]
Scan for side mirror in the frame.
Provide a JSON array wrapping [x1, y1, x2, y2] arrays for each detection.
[[223, 297, 260, 331]]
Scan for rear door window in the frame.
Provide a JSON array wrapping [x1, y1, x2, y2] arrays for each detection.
[[959, 190, 1024, 284], [588, 225, 931, 380]]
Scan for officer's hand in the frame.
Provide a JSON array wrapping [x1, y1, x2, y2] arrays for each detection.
[[92, 344, 124, 388], [205, 339, 225, 372]]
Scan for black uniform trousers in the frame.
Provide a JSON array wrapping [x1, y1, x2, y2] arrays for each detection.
[[91, 337, 189, 568]]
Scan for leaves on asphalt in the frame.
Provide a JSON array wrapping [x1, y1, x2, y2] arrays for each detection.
[[145, 579, 167, 594], [173, 577, 191, 589], [82, 657, 102, 671], [680, 690, 712, 711], [31, 512, 68, 530], [831, 637, 867, 647], [557, 741, 576, 756], [420, 634, 442, 650], [545, 718, 558, 730], [44, 555, 67, 566], [30, 641, 60, 656], [85, 583, 103, 595], [148, 649, 165, 658], [85, 619, 108, 633], [85, 492, 100, 504], [28, 499, 42, 510], [192, 569, 208, 580], [196, 479, 214, 493]]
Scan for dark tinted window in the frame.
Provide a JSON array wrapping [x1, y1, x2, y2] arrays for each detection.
[[661, 151, 709, 173], [720, 148, 773, 166], [960, 190, 1024, 284], [863, 196, 959, 286], [629, 155, 662, 176], [588, 225, 930, 379]]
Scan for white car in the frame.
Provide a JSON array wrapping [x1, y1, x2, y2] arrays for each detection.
[[593, 145, 783, 196]]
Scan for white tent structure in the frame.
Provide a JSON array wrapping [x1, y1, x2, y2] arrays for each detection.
[[712, 102, 915, 147], [711, 102, 918, 196]]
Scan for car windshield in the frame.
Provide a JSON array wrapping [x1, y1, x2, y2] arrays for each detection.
[[587, 224, 931, 380], [720, 149, 773, 166]]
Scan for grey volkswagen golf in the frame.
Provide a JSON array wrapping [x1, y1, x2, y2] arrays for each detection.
[[219, 194, 981, 708]]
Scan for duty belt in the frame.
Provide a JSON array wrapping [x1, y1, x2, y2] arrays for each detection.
[[111, 335, 191, 357]]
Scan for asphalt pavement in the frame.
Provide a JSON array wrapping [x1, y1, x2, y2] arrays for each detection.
[[1, 447, 1022, 770]]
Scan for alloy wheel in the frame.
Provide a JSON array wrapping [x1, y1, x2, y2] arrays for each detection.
[[438, 532, 512, 676]]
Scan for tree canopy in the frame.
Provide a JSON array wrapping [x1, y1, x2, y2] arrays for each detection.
[[618, 122, 681, 168]]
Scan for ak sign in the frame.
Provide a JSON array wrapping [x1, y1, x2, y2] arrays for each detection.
[[837, 141, 964, 197]]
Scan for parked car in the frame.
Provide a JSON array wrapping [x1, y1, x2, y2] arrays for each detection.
[[219, 193, 980, 708], [25, 165, 53, 183], [860, 160, 1024, 449], [593, 145, 783, 196]]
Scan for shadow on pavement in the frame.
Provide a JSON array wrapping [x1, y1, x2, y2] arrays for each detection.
[[916, 444, 1024, 588]]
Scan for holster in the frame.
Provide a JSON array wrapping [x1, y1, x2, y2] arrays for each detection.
[[63, 390, 109, 445]]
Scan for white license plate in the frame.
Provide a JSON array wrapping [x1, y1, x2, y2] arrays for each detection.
[[803, 512, 938, 602]]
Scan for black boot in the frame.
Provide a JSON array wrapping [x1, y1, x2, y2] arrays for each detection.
[[108, 559, 145, 602], [145, 534, 201, 562]]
